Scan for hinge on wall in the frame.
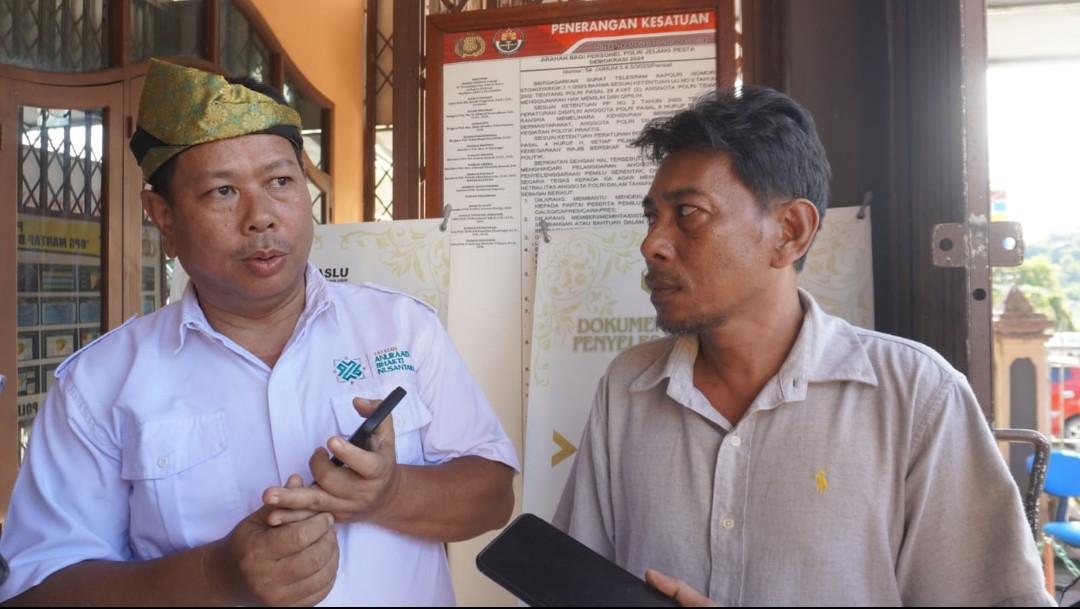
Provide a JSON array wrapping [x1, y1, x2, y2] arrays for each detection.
[[932, 220, 1024, 268]]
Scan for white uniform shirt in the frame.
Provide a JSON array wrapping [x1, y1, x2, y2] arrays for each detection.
[[0, 264, 520, 606], [554, 289, 1052, 607]]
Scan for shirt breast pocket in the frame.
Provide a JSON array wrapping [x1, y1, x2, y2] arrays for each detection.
[[120, 410, 241, 557], [330, 386, 432, 466]]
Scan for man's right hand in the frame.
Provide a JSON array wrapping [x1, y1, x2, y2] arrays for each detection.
[[0, 473, 339, 607], [212, 476, 339, 606]]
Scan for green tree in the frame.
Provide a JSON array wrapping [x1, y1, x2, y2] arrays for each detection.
[[994, 255, 1075, 331]]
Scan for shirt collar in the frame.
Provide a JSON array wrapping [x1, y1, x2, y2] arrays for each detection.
[[787, 287, 879, 390], [628, 288, 879, 407], [295, 263, 337, 335], [174, 262, 336, 353]]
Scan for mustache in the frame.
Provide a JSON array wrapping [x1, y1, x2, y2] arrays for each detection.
[[644, 267, 683, 288], [235, 236, 292, 259]]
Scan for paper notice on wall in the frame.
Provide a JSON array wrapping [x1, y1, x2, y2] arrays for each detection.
[[522, 224, 655, 521], [798, 205, 875, 330], [310, 219, 451, 325], [442, 15, 719, 526], [168, 218, 451, 325]]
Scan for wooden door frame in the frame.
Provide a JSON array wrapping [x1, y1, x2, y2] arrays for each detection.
[[0, 78, 127, 517], [0, 77, 17, 521], [743, 0, 994, 420]]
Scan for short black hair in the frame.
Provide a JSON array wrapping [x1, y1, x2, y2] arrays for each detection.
[[146, 74, 304, 199], [632, 85, 831, 271]]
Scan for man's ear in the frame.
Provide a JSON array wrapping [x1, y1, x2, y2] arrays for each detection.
[[141, 187, 177, 258], [771, 198, 820, 269]]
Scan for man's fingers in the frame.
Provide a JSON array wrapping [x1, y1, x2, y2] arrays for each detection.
[[351, 396, 378, 417], [645, 568, 680, 596], [349, 396, 396, 451], [323, 396, 396, 467], [367, 409, 395, 452], [266, 506, 320, 527], [645, 569, 720, 607], [244, 514, 338, 605], [263, 477, 333, 525], [275, 525, 339, 605]]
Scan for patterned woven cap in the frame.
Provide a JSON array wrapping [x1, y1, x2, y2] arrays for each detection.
[[130, 58, 302, 180]]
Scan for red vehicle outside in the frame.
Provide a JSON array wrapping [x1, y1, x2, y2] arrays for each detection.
[[1050, 364, 1080, 438]]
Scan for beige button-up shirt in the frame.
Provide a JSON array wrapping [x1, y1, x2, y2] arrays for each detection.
[[555, 289, 1052, 606]]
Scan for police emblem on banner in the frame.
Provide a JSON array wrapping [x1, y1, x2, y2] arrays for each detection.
[[493, 27, 524, 56], [454, 33, 486, 58]]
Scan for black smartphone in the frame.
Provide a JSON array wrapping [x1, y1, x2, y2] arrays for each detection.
[[330, 386, 407, 466], [476, 513, 680, 607]]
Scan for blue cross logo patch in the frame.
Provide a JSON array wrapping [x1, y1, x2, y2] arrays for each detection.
[[335, 358, 365, 382]]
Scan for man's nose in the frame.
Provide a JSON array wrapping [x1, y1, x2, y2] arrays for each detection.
[[243, 189, 278, 233], [641, 220, 675, 260]]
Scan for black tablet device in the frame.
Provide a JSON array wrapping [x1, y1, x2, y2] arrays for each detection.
[[476, 513, 680, 607]]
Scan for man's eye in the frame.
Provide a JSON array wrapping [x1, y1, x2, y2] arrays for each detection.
[[677, 205, 697, 217], [215, 186, 232, 196]]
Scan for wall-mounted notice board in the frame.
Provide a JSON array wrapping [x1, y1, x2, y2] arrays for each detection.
[[425, 2, 735, 603]]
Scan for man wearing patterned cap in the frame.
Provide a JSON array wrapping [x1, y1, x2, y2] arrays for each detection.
[[0, 58, 519, 606]]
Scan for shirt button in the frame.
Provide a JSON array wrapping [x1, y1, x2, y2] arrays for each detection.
[[722, 517, 735, 530], [730, 435, 741, 447], [157, 457, 169, 468]]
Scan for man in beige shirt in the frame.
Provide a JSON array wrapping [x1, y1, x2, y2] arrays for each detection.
[[554, 85, 1053, 607]]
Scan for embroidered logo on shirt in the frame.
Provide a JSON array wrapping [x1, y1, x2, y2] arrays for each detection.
[[815, 468, 829, 494], [334, 358, 365, 382], [373, 346, 415, 375]]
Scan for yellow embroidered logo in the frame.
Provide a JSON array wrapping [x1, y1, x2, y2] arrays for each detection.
[[815, 469, 829, 494]]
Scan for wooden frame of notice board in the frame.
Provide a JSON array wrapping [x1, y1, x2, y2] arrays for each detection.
[[424, 0, 736, 219]]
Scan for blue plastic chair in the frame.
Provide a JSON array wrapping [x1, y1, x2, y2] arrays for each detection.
[[1041, 449, 1080, 547]]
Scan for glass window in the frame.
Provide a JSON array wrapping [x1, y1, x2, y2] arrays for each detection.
[[130, 0, 205, 62], [284, 74, 327, 172], [0, 0, 108, 72], [308, 177, 325, 225], [141, 211, 168, 314], [218, 0, 270, 80], [16, 104, 105, 463], [373, 128, 393, 221]]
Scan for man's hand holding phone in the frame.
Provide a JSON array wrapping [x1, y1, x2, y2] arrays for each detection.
[[330, 386, 405, 465], [263, 387, 406, 526]]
